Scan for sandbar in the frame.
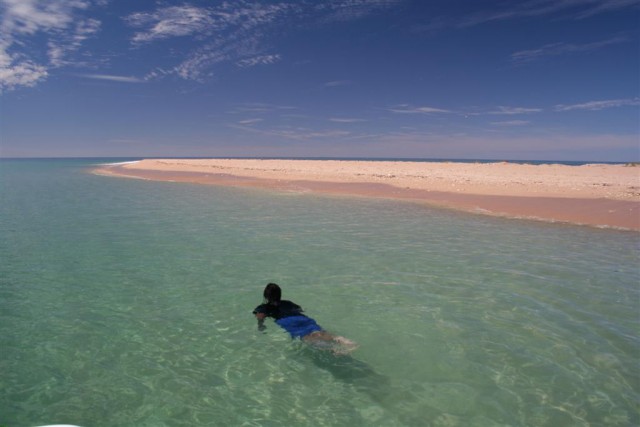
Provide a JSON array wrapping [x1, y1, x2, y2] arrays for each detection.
[[94, 159, 640, 231]]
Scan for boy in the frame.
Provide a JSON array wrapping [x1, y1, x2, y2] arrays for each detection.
[[253, 283, 357, 352]]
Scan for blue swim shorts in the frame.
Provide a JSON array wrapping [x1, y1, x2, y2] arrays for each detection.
[[275, 315, 322, 339]]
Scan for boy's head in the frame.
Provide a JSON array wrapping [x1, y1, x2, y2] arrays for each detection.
[[264, 283, 281, 304]]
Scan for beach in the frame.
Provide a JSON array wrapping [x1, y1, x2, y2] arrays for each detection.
[[96, 159, 640, 230]]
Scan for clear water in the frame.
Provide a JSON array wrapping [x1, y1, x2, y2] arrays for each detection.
[[1, 159, 638, 427]]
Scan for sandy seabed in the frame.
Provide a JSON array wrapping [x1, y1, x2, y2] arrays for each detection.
[[95, 159, 640, 231]]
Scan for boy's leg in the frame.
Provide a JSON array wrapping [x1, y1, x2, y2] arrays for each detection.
[[302, 330, 334, 344], [303, 331, 358, 353]]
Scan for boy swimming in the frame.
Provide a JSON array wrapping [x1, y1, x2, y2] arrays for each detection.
[[253, 283, 357, 353]]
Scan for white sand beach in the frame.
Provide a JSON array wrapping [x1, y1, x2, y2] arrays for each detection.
[[96, 159, 640, 230]]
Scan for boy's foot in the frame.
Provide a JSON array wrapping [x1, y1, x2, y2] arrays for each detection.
[[332, 336, 359, 354]]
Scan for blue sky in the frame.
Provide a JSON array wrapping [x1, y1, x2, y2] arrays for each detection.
[[1, 0, 638, 161]]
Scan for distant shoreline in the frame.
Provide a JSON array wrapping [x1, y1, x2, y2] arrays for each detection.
[[94, 158, 640, 231], [1, 156, 634, 166]]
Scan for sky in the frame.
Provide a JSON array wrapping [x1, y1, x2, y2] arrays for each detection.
[[1, 0, 639, 161]]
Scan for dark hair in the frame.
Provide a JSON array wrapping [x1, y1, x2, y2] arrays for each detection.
[[263, 283, 281, 304]]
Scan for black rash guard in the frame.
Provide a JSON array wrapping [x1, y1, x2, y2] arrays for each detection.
[[252, 300, 305, 320]]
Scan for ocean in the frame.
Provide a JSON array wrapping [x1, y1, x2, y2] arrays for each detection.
[[1, 158, 638, 426]]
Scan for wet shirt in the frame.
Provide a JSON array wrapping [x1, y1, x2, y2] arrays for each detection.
[[253, 300, 305, 320]]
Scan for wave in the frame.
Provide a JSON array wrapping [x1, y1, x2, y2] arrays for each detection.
[[96, 160, 141, 166]]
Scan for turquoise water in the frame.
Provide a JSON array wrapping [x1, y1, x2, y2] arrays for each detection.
[[1, 159, 638, 427]]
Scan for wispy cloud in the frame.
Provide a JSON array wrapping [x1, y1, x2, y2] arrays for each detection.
[[1, 0, 88, 36], [126, 5, 254, 80], [460, 0, 639, 27], [0, 0, 101, 91], [237, 118, 264, 125], [487, 106, 543, 115], [329, 117, 366, 123], [232, 123, 352, 141], [388, 104, 452, 114], [414, 0, 639, 34], [48, 18, 101, 66], [172, 49, 229, 82], [389, 100, 635, 117], [230, 102, 298, 114], [79, 73, 144, 83], [512, 36, 628, 63], [2, 1, 405, 91], [126, 3, 295, 81], [126, 5, 219, 44], [353, 127, 638, 160], [555, 98, 640, 111], [314, 0, 404, 23], [573, 0, 640, 19], [236, 54, 281, 68], [0, 46, 48, 91], [125, 1, 402, 83], [490, 120, 530, 126]]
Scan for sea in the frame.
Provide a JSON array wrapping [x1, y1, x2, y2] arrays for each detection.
[[1, 158, 638, 427]]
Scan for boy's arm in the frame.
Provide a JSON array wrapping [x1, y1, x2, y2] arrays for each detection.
[[255, 312, 266, 331]]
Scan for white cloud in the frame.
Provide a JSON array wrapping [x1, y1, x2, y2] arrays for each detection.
[[144, 68, 172, 81], [389, 104, 452, 114], [460, 0, 639, 27], [278, 128, 353, 140], [364, 130, 638, 161], [329, 117, 366, 123], [0, 0, 89, 35], [78, 73, 144, 83], [238, 118, 264, 125], [125, 1, 401, 82], [48, 18, 101, 66], [126, 3, 293, 81], [487, 106, 543, 115], [573, 0, 640, 19], [315, 0, 403, 23], [555, 98, 640, 111], [233, 123, 352, 140], [511, 36, 628, 63], [230, 102, 297, 114], [490, 120, 530, 126], [416, 0, 639, 34], [0, 0, 101, 91], [1, 1, 320, 90], [125, 3, 295, 45], [126, 5, 216, 44], [0, 45, 48, 92], [174, 50, 228, 82], [236, 54, 281, 68]]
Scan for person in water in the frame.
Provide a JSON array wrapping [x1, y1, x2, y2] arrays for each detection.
[[253, 283, 357, 352]]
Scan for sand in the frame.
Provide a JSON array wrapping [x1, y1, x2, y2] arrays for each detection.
[[95, 159, 640, 231]]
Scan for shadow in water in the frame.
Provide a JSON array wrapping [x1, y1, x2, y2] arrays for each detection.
[[295, 346, 441, 426], [304, 347, 391, 399]]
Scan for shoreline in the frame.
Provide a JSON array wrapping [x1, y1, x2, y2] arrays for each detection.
[[94, 159, 640, 231]]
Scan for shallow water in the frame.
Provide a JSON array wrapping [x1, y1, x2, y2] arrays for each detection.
[[1, 159, 638, 426]]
